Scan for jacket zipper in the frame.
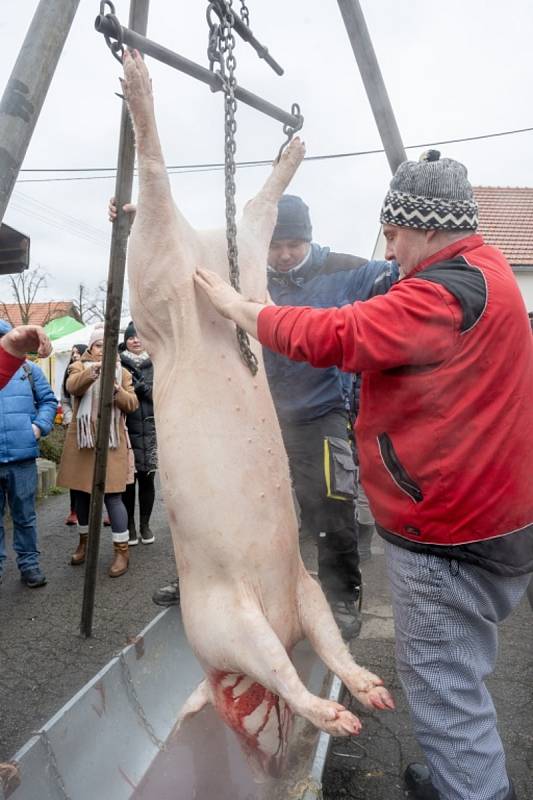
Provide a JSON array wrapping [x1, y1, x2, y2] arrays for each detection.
[[377, 433, 424, 504]]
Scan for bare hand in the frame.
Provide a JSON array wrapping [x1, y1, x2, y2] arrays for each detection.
[[32, 424, 41, 440], [108, 196, 137, 223], [1, 325, 52, 359], [193, 269, 244, 319], [90, 364, 101, 380]]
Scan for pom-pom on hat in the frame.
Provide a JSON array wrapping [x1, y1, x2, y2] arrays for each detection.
[[272, 195, 312, 242], [380, 150, 478, 231]]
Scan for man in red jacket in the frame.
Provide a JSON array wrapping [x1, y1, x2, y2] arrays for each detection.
[[0, 325, 51, 388], [195, 148, 531, 800]]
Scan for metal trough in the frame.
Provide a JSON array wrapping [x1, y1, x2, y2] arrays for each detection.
[[5, 608, 339, 800]]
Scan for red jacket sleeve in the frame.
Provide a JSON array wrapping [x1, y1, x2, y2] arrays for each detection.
[[257, 278, 462, 372], [0, 345, 24, 389]]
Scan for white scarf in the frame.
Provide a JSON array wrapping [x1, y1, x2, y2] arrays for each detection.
[[77, 361, 123, 450]]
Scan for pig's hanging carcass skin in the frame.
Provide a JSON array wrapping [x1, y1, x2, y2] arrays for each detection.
[[122, 50, 393, 774]]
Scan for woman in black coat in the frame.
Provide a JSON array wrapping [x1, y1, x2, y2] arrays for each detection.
[[120, 321, 157, 544]]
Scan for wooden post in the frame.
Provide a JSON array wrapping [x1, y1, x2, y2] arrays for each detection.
[[80, 0, 150, 637]]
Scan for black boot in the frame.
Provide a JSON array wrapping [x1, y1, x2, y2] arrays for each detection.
[[140, 516, 155, 545], [329, 586, 362, 641], [404, 764, 440, 800]]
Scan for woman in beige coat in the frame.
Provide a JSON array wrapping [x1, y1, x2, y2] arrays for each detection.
[[58, 326, 138, 577]]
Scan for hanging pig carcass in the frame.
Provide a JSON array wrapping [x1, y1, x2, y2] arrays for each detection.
[[122, 49, 393, 774]]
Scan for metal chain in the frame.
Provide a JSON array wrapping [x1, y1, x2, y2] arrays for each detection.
[[239, 0, 251, 27], [35, 731, 72, 800], [119, 653, 167, 751], [210, 0, 259, 375]]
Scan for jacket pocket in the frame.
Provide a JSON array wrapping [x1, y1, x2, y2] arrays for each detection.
[[377, 433, 423, 503], [324, 436, 356, 500]]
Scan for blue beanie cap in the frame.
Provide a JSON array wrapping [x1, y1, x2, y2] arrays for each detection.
[[0, 320, 13, 337], [272, 195, 312, 242]]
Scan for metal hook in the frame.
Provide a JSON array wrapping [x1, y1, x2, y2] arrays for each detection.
[[96, 1, 124, 64], [275, 103, 304, 163]]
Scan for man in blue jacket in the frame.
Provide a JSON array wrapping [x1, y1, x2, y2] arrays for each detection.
[[0, 320, 57, 588], [264, 195, 397, 639]]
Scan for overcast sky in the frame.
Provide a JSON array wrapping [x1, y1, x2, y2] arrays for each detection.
[[2, 0, 533, 305]]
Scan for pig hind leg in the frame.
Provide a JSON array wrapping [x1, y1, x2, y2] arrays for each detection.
[[122, 49, 198, 343], [241, 138, 306, 244]]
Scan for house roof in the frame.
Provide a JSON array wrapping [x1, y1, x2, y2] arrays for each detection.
[[473, 186, 533, 267], [0, 301, 75, 327]]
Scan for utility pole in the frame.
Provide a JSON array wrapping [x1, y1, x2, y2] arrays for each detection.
[[337, 0, 407, 174], [80, 0, 150, 637], [0, 0, 81, 226]]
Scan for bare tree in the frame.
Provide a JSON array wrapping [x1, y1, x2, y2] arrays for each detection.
[[0, 267, 65, 326], [90, 281, 130, 322], [71, 283, 105, 324]]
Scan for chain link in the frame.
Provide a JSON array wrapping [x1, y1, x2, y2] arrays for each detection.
[[239, 0, 251, 27], [207, 0, 259, 375], [99, 1, 125, 65], [119, 653, 167, 751]]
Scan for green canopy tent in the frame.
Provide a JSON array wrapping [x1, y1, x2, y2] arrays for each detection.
[[44, 315, 84, 341]]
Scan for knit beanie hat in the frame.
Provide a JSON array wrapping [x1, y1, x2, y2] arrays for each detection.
[[88, 323, 105, 351], [123, 320, 136, 343], [272, 195, 312, 242], [380, 150, 478, 231]]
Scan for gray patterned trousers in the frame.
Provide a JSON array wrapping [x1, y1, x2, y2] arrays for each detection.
[[385, 541, 529, 800]]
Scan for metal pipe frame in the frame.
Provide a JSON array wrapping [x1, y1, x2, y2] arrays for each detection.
[[337, 0, 407, 174], [94, 14, 302, 130], [0, 0, 81, 228]]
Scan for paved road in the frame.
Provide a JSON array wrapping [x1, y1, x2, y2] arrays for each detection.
[[1, 492, 531, 799]]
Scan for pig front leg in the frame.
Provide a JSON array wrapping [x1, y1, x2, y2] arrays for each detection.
[[297, 572, 395, 713], [190, 598, 363, 738]]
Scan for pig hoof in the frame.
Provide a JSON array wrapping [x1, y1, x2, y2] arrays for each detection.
[[304, 699, 362, 737], [278, 136, 306, 170], [122, 49, 153, 116], [344, 668, 395, 711]]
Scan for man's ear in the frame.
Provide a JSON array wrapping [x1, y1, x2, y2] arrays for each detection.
[[425, 229, 438, 243]]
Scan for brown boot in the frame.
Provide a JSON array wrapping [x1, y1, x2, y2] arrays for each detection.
[[70, 533, 88, 566], [109, 542, 129, 578]]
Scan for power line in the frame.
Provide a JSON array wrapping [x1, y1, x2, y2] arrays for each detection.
[[15, 125, 533, 184]]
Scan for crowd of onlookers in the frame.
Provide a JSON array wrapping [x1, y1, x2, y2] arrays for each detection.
[[0, 318, 157, 587]]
